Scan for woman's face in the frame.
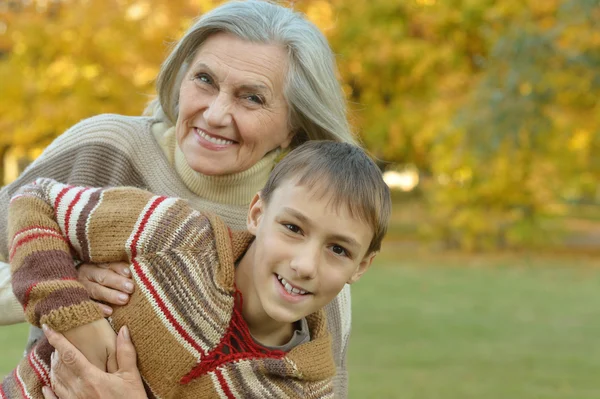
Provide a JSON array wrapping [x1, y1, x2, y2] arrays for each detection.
[[176, 32, 293, 176]]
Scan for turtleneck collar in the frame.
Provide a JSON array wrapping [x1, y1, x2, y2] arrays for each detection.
[[153, 123, 278, 206]]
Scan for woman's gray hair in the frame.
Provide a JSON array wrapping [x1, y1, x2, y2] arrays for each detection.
[[144, 0, 357, 147]]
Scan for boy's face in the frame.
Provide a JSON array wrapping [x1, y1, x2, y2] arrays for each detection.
[[245, 178, 377, 326]]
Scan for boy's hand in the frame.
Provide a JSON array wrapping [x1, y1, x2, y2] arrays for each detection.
[[63, 318, 118, 372]]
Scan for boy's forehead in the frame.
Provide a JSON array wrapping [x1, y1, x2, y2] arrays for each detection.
[[269, 178, 374, 242]]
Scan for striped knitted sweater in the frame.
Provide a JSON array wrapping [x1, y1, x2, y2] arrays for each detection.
[[2, 178, 336, 399], [0, 114, 351, 396]]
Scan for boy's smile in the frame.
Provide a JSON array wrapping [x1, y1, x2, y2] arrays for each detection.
[[235, 178, 376, 346]]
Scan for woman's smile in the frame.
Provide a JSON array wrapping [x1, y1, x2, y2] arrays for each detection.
[[193, 127, 237, 150]]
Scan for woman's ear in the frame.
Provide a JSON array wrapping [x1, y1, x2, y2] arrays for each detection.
[[347, 252, 377, 284], [280, 128, 297, 150], [246, 192, 264, 235]]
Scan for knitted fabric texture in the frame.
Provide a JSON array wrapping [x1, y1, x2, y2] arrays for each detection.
[[2, 179, 336, 399], [0, 114, 351, 397]]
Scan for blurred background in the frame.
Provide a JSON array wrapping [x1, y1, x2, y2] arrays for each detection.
[[1, 0, 600, 398]]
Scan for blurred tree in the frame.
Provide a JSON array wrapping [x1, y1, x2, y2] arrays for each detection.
[[0, 0, 221, 182], [425, 0, 600, 250]]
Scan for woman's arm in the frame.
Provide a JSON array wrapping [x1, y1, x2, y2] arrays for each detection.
[[42, 324, 147, 399]]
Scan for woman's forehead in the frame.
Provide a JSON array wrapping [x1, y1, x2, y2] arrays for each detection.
[[190, 33, 288, 91]]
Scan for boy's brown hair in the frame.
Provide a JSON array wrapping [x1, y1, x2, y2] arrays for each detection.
[[261, 141, 391, 254]]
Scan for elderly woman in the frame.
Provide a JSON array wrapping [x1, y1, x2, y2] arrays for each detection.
[[0, 0, 357, 397]]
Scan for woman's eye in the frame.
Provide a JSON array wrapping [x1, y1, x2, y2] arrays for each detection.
[[244, 94, 265, 105], [194, 73, 213, 85], [284, 224, 301, 234], [331, 245, 349, 257]]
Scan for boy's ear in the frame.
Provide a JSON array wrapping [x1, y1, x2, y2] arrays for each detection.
[[347, 251, 377, 284], [246, 192, 264, 235]]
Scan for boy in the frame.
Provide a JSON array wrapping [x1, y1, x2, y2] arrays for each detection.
[[2, 142, 391, 399]]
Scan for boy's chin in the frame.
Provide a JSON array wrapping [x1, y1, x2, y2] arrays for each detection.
[[266, 305, 312, 325]]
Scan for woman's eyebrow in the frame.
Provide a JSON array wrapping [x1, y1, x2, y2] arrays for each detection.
[[192, 62, 214, 75], [238, 83, 269, 93], [191, 62, 273, 95]]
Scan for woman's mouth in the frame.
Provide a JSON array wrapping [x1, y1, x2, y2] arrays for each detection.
[[195, 128, 236, 146]]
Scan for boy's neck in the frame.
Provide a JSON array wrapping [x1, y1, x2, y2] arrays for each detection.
[[235, 243, 295, 347]]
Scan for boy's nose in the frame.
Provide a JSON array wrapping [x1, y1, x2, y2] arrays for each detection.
[[289, 246, 319, 280]]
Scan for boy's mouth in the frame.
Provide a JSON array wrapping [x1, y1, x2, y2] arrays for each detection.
[[276, 274, 311, 296]]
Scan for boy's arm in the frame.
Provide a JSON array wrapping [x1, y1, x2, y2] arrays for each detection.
[[8, 178, 159, 332]]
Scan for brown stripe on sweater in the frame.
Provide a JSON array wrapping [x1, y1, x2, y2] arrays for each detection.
[[85, 188, 154, 263], [76, 189, 102, 262], [1, 370, 20, 398], [9, 232, 70, 276], [159, 252, 228, 343], [34, 288, 100, 329], [12, 250, 78, 305], [175, 371, 221, 399], [231, 359, 288, 398], [136, 199, 207, 253]]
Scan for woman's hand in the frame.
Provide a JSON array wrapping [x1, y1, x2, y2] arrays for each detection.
[[77, 262, 134, 315], [41, 324, 147, 399]]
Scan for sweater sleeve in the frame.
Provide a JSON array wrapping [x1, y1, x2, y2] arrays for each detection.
[[0, 114, 151, 262], [8, 178, 160, 332]]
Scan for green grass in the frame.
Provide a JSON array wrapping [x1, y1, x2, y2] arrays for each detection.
[[2, 248, 600, 398]]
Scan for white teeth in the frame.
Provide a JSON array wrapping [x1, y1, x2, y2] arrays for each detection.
[[277, 275, 308, 296], [196, 129, 234, 145]]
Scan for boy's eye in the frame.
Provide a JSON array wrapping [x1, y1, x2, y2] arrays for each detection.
[[331, 245, 349, 257], [284, 224, 301, 234]]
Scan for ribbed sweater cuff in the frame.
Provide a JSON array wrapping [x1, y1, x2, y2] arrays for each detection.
[[39, 301, 104, 332]]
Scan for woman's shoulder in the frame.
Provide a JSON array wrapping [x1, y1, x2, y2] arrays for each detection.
[[45, 113, 160, 154], [63, 113, 157, 139]]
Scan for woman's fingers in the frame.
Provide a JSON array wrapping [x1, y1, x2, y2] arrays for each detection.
[[78, 263, 134, 305], [43, 324, 101, 399], [116, 326, 138, 373], [106, 262, 132, 278], [43, 325, 85, 376], [98, 303, 114, 317]]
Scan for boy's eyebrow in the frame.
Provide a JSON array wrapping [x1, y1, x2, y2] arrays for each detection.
[[282, 207, 361, 248]]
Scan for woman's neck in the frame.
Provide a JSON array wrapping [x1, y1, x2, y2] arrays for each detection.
[[154, 124, 278, 206]]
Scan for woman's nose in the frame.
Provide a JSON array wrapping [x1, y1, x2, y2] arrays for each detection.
[[203, 92, 232, 127]]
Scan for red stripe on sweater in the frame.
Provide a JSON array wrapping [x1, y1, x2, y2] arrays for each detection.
[[27, 351, 49, 387], [0, 381, 7, 399], [215, 368, 235, 399], [130, 196, 167, 258], [13, 369, 28, 399], [10, 232, 68, 262], [10, 225, 62, 253], [22, 277, 77, 310], [64, 187, 90, 247], [129, 196, 206, 356], [132, 259, 205, 355], [53, 186, 72, 216]]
